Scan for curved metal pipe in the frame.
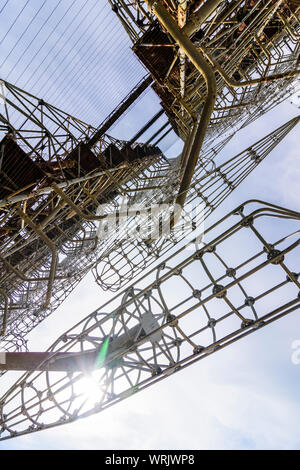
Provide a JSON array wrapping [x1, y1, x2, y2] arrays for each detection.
[[179, 122, 199, 177], [144, 1, 217, 216]]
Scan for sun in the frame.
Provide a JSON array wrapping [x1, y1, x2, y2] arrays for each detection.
[[76, 371, 104, 406]]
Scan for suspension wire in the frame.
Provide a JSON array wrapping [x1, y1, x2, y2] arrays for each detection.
[[0, 0, 48, 71], [0, 0, 31, 48], [0, 0, 10, 17]]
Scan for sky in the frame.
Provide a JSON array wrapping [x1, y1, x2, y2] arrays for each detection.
[[0, 0, 300, 450]]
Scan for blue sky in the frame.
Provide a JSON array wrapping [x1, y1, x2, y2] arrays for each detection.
[[0, 0, 300, 450]]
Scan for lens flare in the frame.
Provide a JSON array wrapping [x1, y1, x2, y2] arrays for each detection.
[[95, 337, 109, 369], [77, 375, 102, 406]]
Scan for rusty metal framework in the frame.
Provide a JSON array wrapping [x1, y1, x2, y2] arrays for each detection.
[[109, 0, 300, 138], [0, 0, 299, 441], [0, 81, 298, 351], [104, 0, 300, 271], [0, 80, 167, 351], [0, 200, 299, 440]]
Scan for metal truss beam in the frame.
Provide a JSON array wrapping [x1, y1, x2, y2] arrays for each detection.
[[0, 199, 299, 439]]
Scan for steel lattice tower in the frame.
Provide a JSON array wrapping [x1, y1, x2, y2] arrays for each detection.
[[0, 0, 299, 440]]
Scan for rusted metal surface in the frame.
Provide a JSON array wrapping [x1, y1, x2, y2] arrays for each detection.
[[114, 0, 300, 139], [0, 1, 299, 440]]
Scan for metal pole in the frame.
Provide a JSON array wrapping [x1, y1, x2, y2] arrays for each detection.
[[144, 0, 217, 212], [88, 75, 153, 147], [128, 109, 164, 145], [183, 0, 224, 37]]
